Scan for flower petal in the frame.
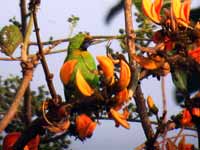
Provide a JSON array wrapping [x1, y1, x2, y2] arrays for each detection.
[[142, 0, 162, 24], [96, 56, 115, 85], [172, 0, 181, 19], [132, 54, 164, 70], [192, 107, 200, 117], [60, 59, 77, 84], [76, 69, 94, 96], [142, 0, 153, 21], [180, 109, 193, 127], [110, 108, 130, 129], [188, 47, 200, 63], [76, 114, 96, 140], [181, 0, 191, 24], [172, 0, 191, 27], [118, 60, 131, 89], [154, 0, 163, 15]]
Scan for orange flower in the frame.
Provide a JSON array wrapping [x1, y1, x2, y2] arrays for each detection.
[[142, 0, 163, 24], [109, 108, 130, 129], [118, 60, 131, 90], [60, 59, 77, 84], [114, 108, 130, 128], [172, 0, 191, 27], [192, 107, 200, 117], [180, 109, 193, 127], [96, 56, 115, 85], [132, 54, 165, 70], [3, 132, 40, 150], [178, 136, 194, 150], [75, 114, 97, 140], [182, 144, 194, 150], [188, 47, 200, 64], [147, 96, 158, 114]]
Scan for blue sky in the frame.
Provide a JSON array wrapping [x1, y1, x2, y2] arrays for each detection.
[[0, 0, 199, 149]]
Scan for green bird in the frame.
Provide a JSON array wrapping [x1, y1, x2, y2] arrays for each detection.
[[60, 33, 99, 101]]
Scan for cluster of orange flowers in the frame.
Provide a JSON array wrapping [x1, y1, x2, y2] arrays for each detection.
[[142, 0, 191, 27], [97, 56, 131, 129], [180, 108, 200, 127], [142, 0, 200, 64]]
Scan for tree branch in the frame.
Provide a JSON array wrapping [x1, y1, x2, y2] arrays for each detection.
[[123, 0, 155, 149], [124, 0, 135, 56], [20, 0, 33, 126], [20, 0, 27, 37], [134, 86, 155, 141], [28, 35, 151, 46], [0, 63, 34, 132], [32, 7, 57, 100]]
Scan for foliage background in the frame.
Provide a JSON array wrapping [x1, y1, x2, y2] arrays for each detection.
[[0, 0, 199, 149]]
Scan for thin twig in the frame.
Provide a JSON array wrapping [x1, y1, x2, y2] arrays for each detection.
[[32, 7, 57, 99], [21, 13, 34, 62], [135, 133, 197, 150], [0, 57, 20, 61], [162, 133, 197, 145], [29, 35, 151, 46], [161, 77, 168, 150], [0, 47, 67, 62], [173, 128, 184, 143]]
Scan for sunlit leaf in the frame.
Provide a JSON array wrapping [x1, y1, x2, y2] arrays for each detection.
[[0, 25, 23, 56]]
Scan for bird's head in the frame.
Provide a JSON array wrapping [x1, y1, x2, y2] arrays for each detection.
[[68, 33, 96, 52]]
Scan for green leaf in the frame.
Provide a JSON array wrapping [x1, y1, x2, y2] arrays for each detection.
[[0, 25, 23, 56], [133, 0, 142, 13], [172, 69, 187, 92]]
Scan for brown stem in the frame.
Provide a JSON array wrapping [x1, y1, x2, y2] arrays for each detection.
[[23, 87, 32, 125], [161, 77, 168, 150], [20, 0, 27, 37], [124, 0, 155, 148], [32, 8, 57, 99], [134, 86, 155, 148], [0, 64, 34, 132], [124, 0, 135, 56], [20, 0, 32, 126]]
